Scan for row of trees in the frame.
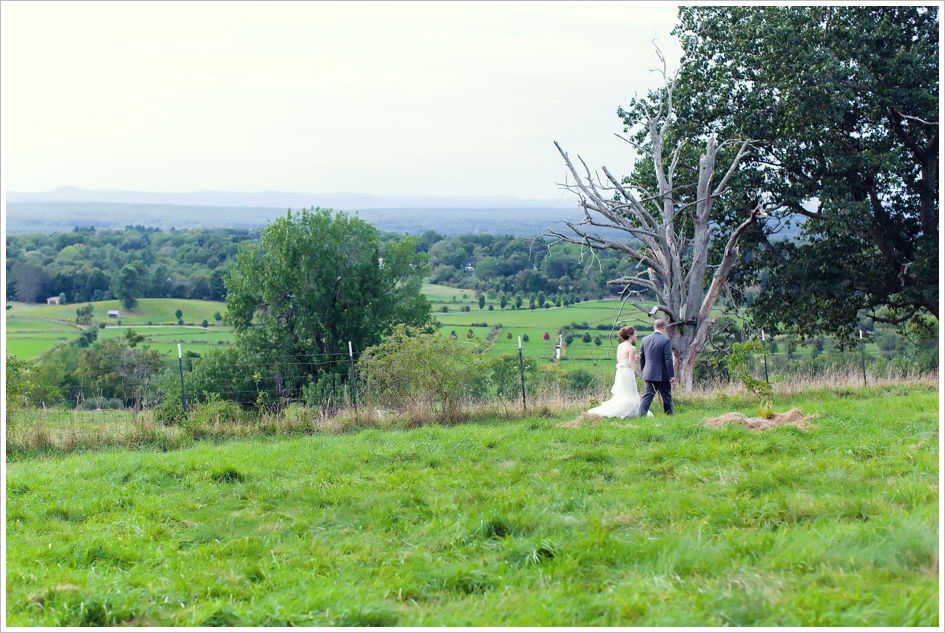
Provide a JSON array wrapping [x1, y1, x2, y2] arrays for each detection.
[[6, 226, 256, 307]]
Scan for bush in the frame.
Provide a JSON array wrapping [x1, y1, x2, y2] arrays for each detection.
[[358, 324, 484, 418], [302, 371, 348, 410], [187, 393, 242, 428], [201, 319, 209, 328], [582, 332, 592, 343], [79, 396, 123, 411], [565, 369, 594, 393]]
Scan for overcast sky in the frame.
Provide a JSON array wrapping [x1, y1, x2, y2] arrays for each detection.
[[3, 2, 684, 199]]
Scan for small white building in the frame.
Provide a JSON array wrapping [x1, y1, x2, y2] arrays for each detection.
[[46, 297, 60, 306], [107, 309, 121, 318]]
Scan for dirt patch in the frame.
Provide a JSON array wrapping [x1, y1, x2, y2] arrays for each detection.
[[704, 408, 816, 431]]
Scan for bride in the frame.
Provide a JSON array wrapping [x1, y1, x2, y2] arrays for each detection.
[[587, 326, 652, 419]]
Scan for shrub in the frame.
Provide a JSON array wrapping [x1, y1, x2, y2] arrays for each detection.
[[582, 332, 592, 343], [358, 324, 484, 418], [726, 341, 773, 399], [187, 393, 242, 429], [565, 369, 594, 393], [201, 319, 209, 328]]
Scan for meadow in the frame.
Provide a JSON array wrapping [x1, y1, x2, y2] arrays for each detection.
[[6, 286, 888, 368], [5, 384, 939, 627], [5, 299, 232, 362]]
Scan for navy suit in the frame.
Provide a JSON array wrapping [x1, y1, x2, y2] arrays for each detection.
[[638, 330, 675, 415]]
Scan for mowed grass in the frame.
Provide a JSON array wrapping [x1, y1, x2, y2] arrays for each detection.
[[6, 385, 938, 627], [6, 299, 225, 326]]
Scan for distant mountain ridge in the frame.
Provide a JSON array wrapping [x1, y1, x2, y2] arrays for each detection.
[[6, 186, 566, 210]]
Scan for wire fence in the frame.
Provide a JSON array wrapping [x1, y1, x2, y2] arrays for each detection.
[[6, 332, 938, 456]]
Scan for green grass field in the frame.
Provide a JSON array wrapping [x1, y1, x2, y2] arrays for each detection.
[[6, 298, 225, 326], [1, 287, 892, 365], [6, 384, 938, 627]]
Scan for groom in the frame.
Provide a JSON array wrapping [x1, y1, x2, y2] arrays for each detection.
[[638, 318, 675, 416]]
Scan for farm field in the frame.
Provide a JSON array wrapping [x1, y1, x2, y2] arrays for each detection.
[[5, 384, 938, 627], [5, 299, 232, 361], [5, 298, 226, 326], [4, 287, 890, 367]]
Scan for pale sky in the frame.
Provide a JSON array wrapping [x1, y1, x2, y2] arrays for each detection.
[[3, 2, 684, 199]]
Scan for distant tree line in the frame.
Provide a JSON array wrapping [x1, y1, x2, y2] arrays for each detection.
[[400, 230, 648, 307], [6, 224, 651, 311], [5, 225, 258, 308]]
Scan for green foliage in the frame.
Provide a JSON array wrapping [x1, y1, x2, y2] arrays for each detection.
[[483, 353, 537, 399], [358, 324, 484, 417], [675, 6, 939, 339], [75, 339, 163, 406], [74, 303, 94, 325], [6, 355, 39, 415], [225, 208, 431, 400], [112, 261, 148, 310], [301, 371, 348, 410], [725, 341, 773, 400]]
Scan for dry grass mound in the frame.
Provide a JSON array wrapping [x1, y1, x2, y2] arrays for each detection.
[[560, 412, 603, 428], [704, 408, 816, 431]]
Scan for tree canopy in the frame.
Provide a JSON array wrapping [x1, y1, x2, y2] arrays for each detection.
[[222, 207, 431, 393], [672, 5, 938, 340]]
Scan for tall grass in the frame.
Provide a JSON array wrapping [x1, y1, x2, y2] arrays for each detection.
[[6, 368, 938, 458], [5, 383, 938, 626]]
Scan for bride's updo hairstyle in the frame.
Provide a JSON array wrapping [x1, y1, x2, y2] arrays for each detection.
[[618, 326, 636, 341]]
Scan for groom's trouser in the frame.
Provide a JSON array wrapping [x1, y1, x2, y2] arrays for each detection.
[[639, 380, 673, 416]]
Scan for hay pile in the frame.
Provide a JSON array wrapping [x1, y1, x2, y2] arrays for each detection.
[[560, 412, 603, 428], [704, 407, 815, 431]]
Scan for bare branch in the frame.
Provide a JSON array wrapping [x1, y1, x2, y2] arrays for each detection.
[[893, 109, 938, 126]]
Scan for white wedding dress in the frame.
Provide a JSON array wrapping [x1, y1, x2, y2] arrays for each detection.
[[587, 359, 653, 419]]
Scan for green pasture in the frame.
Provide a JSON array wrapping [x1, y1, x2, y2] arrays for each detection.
[[5, 317, 82, 333], [4, 336, 74, 361], [5, 299, 225, 326], [5, 384, 938, 626], [421, 283, 478, 303]]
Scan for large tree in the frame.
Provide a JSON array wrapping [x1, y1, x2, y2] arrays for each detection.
[[551, 53, 764, 392], [223, 207, 431, 400], [673, 6, 938, 340]]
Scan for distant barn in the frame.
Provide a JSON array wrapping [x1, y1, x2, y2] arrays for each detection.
[[107, 309, 121, 318], [46, 297, 60, 306]]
